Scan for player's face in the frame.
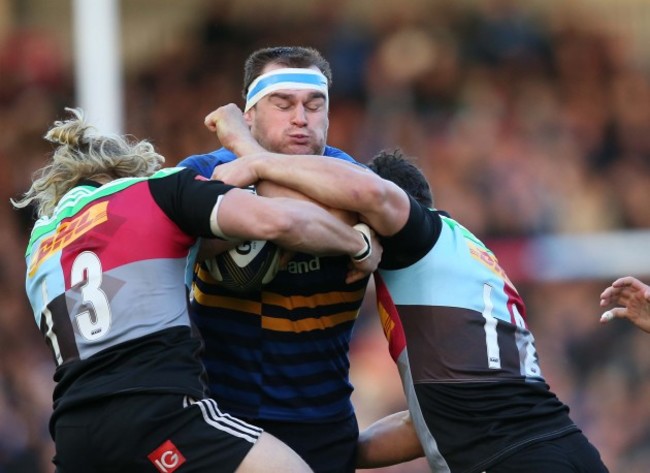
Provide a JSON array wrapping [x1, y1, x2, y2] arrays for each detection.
[[245, 64, 329, 156]]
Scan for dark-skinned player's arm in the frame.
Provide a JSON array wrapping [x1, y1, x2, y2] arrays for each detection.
[[356, 410, 425, 468]]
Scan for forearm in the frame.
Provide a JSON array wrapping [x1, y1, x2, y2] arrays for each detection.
[[251, 154, 408, 235], [226, 133, 265, 156], [213, 189, 368, 258], [256, 180, 357, 226], [357, 411, 424, 469], [271, 198, 368, 257], [254, 154, 380, 212], [204, 104, 265, 156]]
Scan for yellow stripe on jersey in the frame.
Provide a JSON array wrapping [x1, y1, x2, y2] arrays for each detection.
[[262, 288, 366, 310], [261, 309, 360, 333], [193, 286, 262, 313], [192, 283, 363, 332], [194, 285, 365, 312]]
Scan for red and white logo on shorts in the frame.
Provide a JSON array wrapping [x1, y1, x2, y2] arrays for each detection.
[[148, 439, 186, 473]]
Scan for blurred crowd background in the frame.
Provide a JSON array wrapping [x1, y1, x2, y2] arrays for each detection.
[[1, 0, 649, 472]]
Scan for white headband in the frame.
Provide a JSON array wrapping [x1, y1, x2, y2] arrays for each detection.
[[244, 68, 329, 112]]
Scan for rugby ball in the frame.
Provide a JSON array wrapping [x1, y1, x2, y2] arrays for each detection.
[[205, 240, 280, 293]]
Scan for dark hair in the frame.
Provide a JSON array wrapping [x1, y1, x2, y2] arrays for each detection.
[[242, 46, 333, 99], [368, 149, 434, 208]]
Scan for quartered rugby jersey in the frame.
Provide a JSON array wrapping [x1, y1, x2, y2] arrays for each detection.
[[24, 168, 232, 423], [375, 197, 578, 473], [179, 146, 369, 422]]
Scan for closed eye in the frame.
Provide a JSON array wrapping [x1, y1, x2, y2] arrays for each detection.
[[271, 99, 291, 110], [305, 99, 326, 112]]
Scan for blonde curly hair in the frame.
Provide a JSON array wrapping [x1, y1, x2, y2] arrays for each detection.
[[11, 108, 165, 218]]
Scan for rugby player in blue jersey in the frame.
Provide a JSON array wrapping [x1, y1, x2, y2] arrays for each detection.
[[179, 46, 378, 473]]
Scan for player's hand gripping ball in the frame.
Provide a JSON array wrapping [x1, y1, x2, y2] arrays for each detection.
[[205, 240, 280, 293]]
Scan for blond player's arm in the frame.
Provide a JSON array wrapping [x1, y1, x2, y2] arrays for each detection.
[[210, 188, 372, 265]]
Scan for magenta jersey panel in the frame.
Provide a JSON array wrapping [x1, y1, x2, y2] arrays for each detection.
[[59, 183, 195, 290]]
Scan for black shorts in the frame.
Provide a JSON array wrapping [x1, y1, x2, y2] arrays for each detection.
[[52, 393, 261, 473], [486, 431, 610, 473], [247, 414, 359, 473]]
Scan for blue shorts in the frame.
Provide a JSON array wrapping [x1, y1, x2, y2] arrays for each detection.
[[246, 414, 359, 473], [53, 393, 261, 473]]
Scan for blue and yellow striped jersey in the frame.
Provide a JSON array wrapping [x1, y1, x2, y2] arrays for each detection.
[[179, 147, 369, 422]]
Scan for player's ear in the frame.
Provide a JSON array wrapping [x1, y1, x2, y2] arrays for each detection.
[[243, 108, 254, 127]]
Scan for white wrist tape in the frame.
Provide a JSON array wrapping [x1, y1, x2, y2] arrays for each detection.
[[352, 223, 372, 262]]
